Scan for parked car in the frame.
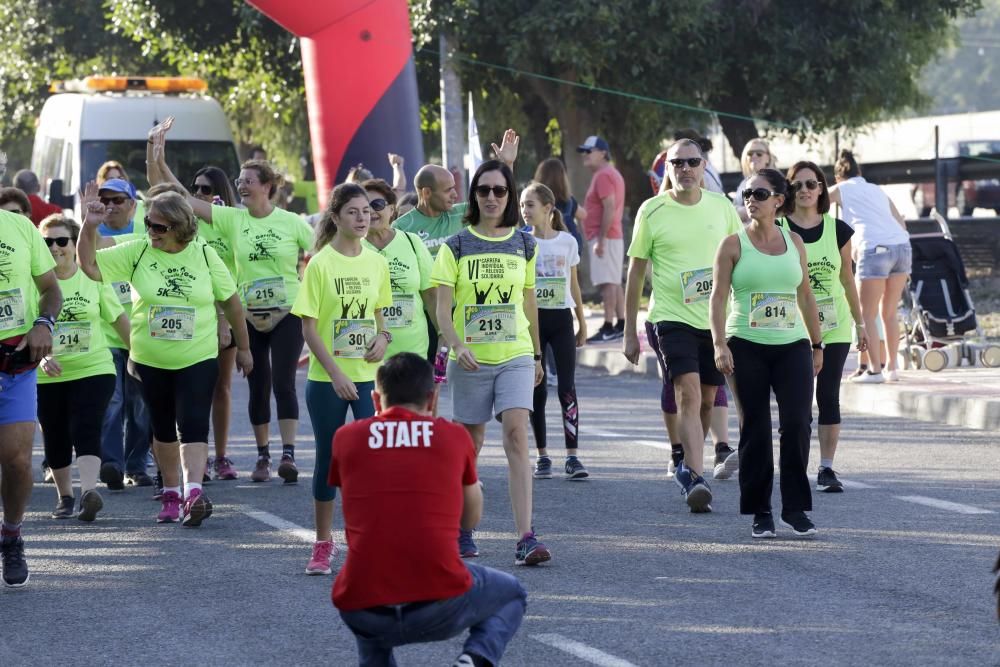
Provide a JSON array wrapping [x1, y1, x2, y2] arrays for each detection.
[[911, 140, 1000, 217]]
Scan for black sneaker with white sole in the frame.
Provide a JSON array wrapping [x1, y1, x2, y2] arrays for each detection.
[[816, 467, 844, 493], [713, 445, 739, 480], [564, 457, 589, 480], [534, 456, 553, 479], [751, 512, 776, 538], [779, 511, 817, 537], [586, 323, 623, 344]]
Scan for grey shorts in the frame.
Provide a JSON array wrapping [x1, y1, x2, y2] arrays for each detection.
[[448, 355, 535, 424], [857, 242, 911, 279]]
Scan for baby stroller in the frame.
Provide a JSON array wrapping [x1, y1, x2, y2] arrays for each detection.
[[902, 213, 1000, 371]]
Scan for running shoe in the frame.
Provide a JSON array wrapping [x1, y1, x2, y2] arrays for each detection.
[[214, 456, 238, 480], [203, 458, 213, 484], [305, 540, 336, 575], [885, 369, 899, 382], [1, 535, 29, 588], [586, 323, 622, 344], [157, 490, 182, 523], [99, 462, 125, 491], [849, 364, 868, 379], [685, 473, 713, 513], [277, 455, 299, 485], [667, 458, 677, 478], [564, 457, 589, 480], [458, 528, 479, 558], [41, 461, 53, 484], [250, 456, 271, 483], [152, 471, 164, 500], [52, 495, 75, 519], [78, 489, 104, 523], [534, 456, 553, 479], [751, 513, 776, 539], [852, 371, 885, 384], [816, 467, 844, 493], [181, 489, 212, 528], [515, 531, 551, 566], [451, 654, 475, 667], [125, 472, 153, 487], [779, 511, 817, 537], [713, 445, 739, 480]]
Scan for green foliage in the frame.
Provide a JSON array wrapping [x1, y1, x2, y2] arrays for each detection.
[[922, 0, 1000, 113]]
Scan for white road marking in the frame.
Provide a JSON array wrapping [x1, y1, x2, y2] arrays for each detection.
[[238, 506, 315, 543], [894, 495, 994, 515], [531, 633, 639, 667], [841, 480, 878, 489]]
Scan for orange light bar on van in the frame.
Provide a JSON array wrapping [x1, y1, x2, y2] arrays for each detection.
[[51, 77, 208, 93]]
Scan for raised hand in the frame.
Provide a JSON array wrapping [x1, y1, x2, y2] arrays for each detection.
[[387, 153, 404, 168], [492, 129, 520, 167]]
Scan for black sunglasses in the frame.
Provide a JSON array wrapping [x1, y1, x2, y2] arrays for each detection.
[[44, 237, 72, 247], [369, 198, 388, 212], [668, 157, 703, 169], [190, 184, 214, 196], [742, 188, 781, 202], [791, 179, 820, 191], [144, 216, 172, 234], [100, 196, 129, 206], [3, 208, 26, 215], [474, 185, 509, 198]]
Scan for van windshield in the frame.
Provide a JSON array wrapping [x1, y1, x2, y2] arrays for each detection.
[[82, 140, 241, 191]]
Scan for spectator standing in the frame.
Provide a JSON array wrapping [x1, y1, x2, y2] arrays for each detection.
[[13, 170, 61, 226]]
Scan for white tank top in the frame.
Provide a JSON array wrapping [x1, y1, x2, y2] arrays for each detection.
[[837, 177, 908, 249]]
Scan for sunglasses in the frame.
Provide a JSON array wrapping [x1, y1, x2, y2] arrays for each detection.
[[44, 237, 72, 248], [100, 196, 129, 206], [474, 185, 509, 198], [234, 178, 259, 188], [190, 184, 214, 196], [791, 179, 820, 191], [748, 150, 769, 158], [668, 157, 703, 169], [2, 208, 25, 215], [742, 188, 781, 202], [369, 198, 388, 212], [579, 149, 593, 155], [144, 216, 173, 234]]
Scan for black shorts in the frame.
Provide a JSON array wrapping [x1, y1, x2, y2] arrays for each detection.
[[654, 321, 724, 386]]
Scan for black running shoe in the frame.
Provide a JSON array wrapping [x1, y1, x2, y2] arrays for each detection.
[[52, 495, 75, 519], [751, 512, 776, 539], [1, 535, 29, 588], [533, 456, 553, 479], [817, 467, 844, 493], [713, 445, 739, 480], [125, 472, 153, 488], [779, 511, 817, 537], [685, 474, 713, 513], [99, 462, 125, 491], [564, 457, 589, 480]]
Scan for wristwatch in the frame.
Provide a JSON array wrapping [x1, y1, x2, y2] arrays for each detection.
[[533, 353, 542, 361], [379, 330, 393, 344], [811, 341, 825, 351]]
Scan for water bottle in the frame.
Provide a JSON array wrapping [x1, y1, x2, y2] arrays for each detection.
[[433, 346, 449, 384]]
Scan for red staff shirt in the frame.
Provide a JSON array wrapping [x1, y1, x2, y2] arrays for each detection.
[[328, 405, 478, 611]]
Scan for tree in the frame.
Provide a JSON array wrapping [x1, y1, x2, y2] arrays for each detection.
[[922, 0, 1000, 114]]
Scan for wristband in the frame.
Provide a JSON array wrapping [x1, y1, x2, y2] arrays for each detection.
[[33, 316, 55, 333], [533, 353, 542, 361], [379, 330, 393, 344]]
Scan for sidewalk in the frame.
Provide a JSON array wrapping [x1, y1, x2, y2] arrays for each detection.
[[574, 310, 1000, 432]]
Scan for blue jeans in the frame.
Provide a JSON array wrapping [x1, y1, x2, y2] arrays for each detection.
[[339, 563, 527, 667], [305, 379, 375, 502], [100, 348, 152, 474]]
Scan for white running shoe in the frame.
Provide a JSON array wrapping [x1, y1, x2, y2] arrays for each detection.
[[885, 369, 899, 382], [853, 371, 885, 384]]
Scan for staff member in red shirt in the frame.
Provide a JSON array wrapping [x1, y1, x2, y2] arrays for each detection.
[[330, 352, 527, 667]]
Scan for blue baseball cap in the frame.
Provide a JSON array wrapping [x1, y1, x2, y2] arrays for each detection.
[[98, 178, 137, 200], [577, 136, 610, 154]]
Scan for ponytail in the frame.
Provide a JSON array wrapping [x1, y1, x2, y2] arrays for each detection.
[[523, 181, 566, 232]]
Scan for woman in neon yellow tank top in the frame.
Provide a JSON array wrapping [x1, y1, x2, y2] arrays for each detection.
[[710, 168, 824, 540]]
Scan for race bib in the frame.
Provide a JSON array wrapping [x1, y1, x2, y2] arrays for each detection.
[[333, 319, 375, 358], [535, 277, 567, 308], [112, 281, 132, 305], [680, 268, 713, 305], [243, 277, 286, 309], [148, 305, 196, 340], [383, 294, 415, 329], [464, 304, 517, 344], [749, 293, 797, 329], [0, 288, 26, 331], [53, 322, 91, 354], [816, 297, 838, 333]]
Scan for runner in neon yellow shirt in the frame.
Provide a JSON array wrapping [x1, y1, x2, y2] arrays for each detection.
[[291, 182, 392, 576], [78, 191, 252, 528]]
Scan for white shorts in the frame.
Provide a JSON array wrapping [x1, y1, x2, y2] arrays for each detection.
[[588, 237, 624, 286]]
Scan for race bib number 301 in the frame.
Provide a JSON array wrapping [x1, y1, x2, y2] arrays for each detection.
[[53, 322, 91, 354], [749, 292, 797, 329], [383, 295, 415, 329], [535, 277, 567, 308], [0, 288, 26, 331], [243, 276, 287, 309], [333, 319, 375, 358], [816, 297, 838, 333], [464, 304, 517, 344], [148, 305, 196, 340], [680, 268, 713, 304]]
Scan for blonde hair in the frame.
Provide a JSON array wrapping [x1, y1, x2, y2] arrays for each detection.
[[740, 139, 776, 177], [97, 160, 127, 184], [522, 182, 565, 232], [147, 192, 199, 244]]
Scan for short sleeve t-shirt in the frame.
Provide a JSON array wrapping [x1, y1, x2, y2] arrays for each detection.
[[95, 239, 236, 370], [101, 231, 145, 350], [0, 210, 56, 340], [39, 269, 122, 384], [211, 205, 313, 309], [628, 190, 743, 330], [362, 231, 434, 360], [583, 165, 625, 240], [392, 203, 467, 258], [431, 227, 537, 365], [291, 245, 392, 384], [197, 219, 237, 278], [328, 406, 477, 611], [534, 231, 580, 310]]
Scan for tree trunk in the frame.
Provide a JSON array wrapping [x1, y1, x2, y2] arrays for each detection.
[[439, 32, 466, 194], [708, 68, 759, 161]]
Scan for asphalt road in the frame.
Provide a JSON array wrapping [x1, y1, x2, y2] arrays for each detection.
[[3, 366, 999, 666]]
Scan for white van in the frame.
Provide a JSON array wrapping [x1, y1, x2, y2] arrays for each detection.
[[31, 76, 240, 213]]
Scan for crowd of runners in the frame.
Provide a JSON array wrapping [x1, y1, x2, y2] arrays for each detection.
[[0, 120, 916, 664]]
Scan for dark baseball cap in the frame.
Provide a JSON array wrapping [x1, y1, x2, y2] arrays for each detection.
[[577, 136, 610, 153], [98, 178, 137, 200]]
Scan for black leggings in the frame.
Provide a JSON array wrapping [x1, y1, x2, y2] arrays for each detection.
[[247, 313, 304, 425], [530, 309, 578, 451], [134, 358, 219, 444], [729, 337, 813, 515], [37, 374, 116, 469], [816, 342, 850, 425]]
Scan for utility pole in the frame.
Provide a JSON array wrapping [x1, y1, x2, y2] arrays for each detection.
[[439, 31, 466, 197]]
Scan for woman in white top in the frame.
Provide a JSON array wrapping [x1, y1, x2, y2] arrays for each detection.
[[828, 150, 911, 383], [733, 138, 777, 223]]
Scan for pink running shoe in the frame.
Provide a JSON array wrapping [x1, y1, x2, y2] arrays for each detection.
[[214, 456, 238, 480], [181, 488, 213, 528], [157, 491, 182, 523], [305, 540, 337, 575]]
